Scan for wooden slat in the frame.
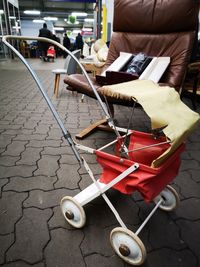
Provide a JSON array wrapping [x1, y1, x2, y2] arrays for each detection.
[[75, 118, 108, 139]]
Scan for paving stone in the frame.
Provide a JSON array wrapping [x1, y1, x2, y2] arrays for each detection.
[[189, 169, 200, 182], [0, 191, 28, 234], [176, 219, 200, 257], [2, 261, 44, 267], [0, 165, 36, 179], [170, 182, 186, 200], [12, 117, 27, 125], [0, 121, 11, 125], [39, 118, 57, 125], [188, 150, 200, 162], [23, 120, 39, 130], [0, 135, 14, 149], [180, 150, 192, 160], [78, 173, 94, 191], [172, 198, 200, 220], [119, 192, 142, 221], [3, 114, 18, 121], [46, 129, 63, 140], [145, 248, 197, 267], [65, 116, 79, 124], [59, 154, 81, 165], [78, 162, 102, 176], [4, 176, 56, 192], [148, 212, 186, 250], [14, 134, 47, 141], [85, 253, 124, 267], [186, 141, 200, 151], [131, 189, 144, 202], [180, 159, 200, 171], [81, 225, 113, 257], [86, 192, 141, 227], [188, 131, 200, 142], [24, 188, 79, 209], [0, 148, 5, 153], [56, 164, 81, 189], [1, 63, 200, 267], [34, 155, 59, 177], [16, 147, 42, 165], [0, 156, 19, 166], [4, 129, 34, 136], [0, 234, 14, 264], [48, 206, 73, 230], [80, 153, 99, 164], [41, 146, 74, 156], [78, 138, 96, 148], [0, 125, 21, 130], [33, 124, 50, 135], [27, 139, 61, 148], [6, 208, 52, 264], [44, 228, 85, 267], [174, 171, 200, 198], [2, 141, 27, 157], [0, 178, 9, 196]]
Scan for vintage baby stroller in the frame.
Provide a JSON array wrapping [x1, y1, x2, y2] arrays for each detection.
[[3, 36, 200, 266], [47, 45, 56, 62]]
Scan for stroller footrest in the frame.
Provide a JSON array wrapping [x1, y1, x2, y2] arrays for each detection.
[[74, 179, 105, 206]]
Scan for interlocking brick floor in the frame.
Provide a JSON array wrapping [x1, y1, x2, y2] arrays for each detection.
[[0, 58, 200, 267]]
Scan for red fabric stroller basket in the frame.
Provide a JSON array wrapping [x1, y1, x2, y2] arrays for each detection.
[[96, 131, 185, 202], [47, 46, 55, 58]]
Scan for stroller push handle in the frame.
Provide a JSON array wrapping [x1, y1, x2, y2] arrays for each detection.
[[2, 35, 111, 119], [2, 35, 83, 163]]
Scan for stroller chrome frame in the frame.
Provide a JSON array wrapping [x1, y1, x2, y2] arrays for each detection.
[[3, 36, 188, 266]]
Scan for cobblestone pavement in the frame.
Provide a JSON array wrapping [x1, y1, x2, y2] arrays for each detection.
[[0, 58, 200, 267]]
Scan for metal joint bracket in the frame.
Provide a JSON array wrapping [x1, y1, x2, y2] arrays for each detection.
[[63, 132, 72, 140]]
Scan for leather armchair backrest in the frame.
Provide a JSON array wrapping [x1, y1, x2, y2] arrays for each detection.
[[106, 0, 200, 90], [113, 0, 199, 33]]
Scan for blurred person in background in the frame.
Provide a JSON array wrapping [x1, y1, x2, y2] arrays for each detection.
[[38, 23, 52, 61], [63, 33, 71, 58], [75, 33, 84, 52]]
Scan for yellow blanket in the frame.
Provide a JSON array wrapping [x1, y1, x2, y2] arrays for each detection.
[[100, 80, 200, 167]]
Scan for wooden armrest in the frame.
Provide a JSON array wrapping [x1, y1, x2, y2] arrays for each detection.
[[188, 62, 200, 72]]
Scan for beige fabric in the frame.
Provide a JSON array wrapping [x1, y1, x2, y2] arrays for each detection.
[[100, 80, 200, 167], [93, 39, 106, 53], [97, 44, 108, 62]]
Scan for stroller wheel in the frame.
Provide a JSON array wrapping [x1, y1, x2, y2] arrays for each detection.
[[60, 196, 86, 228], [155, 185, 179, 211], [110, 227, 146, 266]]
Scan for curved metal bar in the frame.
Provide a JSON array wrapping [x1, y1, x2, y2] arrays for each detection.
[[2, 35, 84, 163], [2, 35, 110, 118]]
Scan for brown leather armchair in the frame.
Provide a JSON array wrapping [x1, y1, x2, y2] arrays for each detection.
[[64, 0, 199, 138]]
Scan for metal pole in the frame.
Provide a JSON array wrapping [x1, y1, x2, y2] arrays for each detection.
[[2, 35, 83, 163], [2, 35, 123, 159], [2, 35, 115, 124], [97, 0, 102, 39], [135, 198, 163, 236]]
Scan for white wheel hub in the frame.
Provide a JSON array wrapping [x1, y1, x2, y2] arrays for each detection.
[[110, 227, 146, 265], [154, 185, 179, 211], [60, 196, 86, 228]]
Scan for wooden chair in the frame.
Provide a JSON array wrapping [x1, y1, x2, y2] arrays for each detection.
[[52, 49, 81, 97]]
